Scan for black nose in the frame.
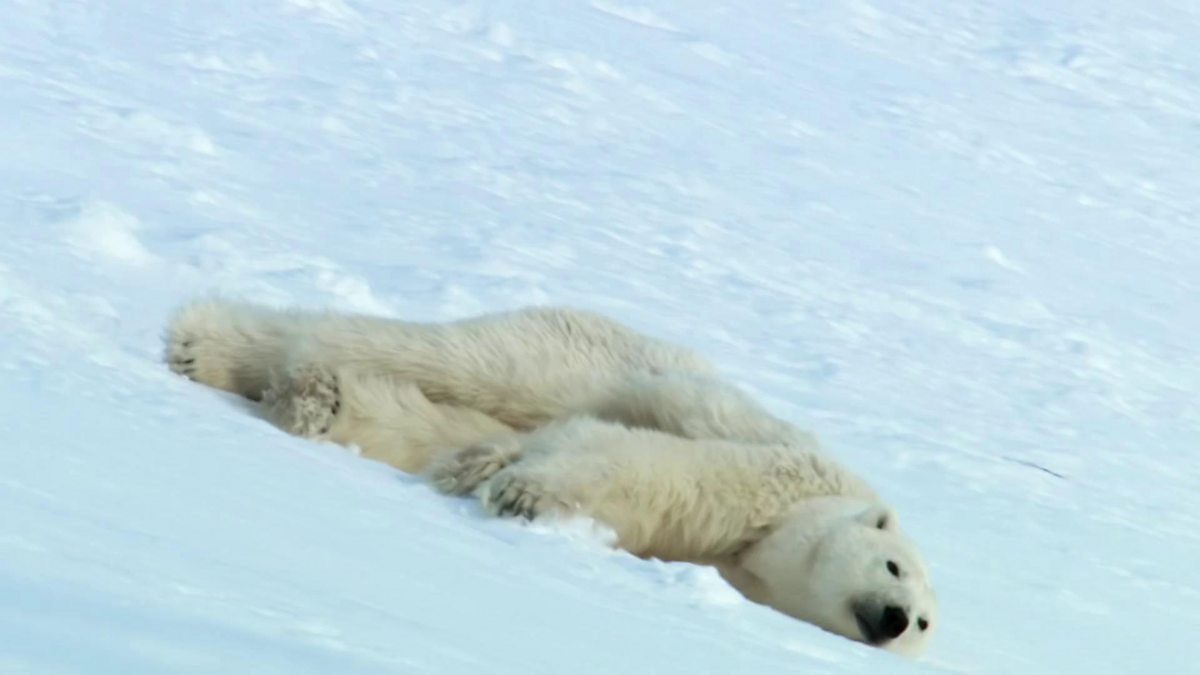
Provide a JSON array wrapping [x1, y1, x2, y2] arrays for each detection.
[[880, 605, 909, 639]]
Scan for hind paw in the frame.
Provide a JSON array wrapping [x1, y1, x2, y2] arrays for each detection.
[[166, 331, 236, 391], [164, 301, 274, 399], [262, 365, 341, 438]]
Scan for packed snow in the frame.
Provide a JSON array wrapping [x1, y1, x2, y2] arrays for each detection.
[[2, 1, 1197, 673]]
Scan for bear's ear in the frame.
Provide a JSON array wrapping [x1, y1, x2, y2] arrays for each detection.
[[857, 505, 899, 532]]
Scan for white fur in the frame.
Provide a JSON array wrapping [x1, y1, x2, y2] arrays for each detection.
[[165, 300, 937, 654], [722, 497, 937, 656]]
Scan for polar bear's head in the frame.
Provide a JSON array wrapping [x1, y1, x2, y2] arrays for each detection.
[[721, 496, 937, 656]]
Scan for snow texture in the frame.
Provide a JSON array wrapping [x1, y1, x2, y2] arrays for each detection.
[[1, 1, 1197, 673]]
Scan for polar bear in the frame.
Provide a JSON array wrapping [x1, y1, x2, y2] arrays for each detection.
[[165, 300, 937, 654]]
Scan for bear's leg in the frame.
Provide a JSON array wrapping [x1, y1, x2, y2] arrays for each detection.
[[478, 416, 798, 561], [166, 300, 307, 400], [262, 362, 516, 474], [168, 301, 717, 431], [587, 372, 815, 448]]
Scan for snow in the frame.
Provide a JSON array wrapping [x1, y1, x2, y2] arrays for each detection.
[[1, 1, 1197, 672]]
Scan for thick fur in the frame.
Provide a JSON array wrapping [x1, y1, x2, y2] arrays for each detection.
[[165, 300, 936, 654], [166, 300, 714, 424], [478, 415, 875, 560]]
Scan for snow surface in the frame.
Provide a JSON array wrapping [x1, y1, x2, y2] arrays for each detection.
[[2, 1, 1198, 673]]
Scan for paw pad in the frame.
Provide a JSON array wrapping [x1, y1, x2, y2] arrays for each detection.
[[262, 366, 341, 438]]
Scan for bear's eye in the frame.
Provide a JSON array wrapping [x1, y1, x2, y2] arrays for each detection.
[[876, 514, 889, 529], [918, 618, 930, 631], [886, 560, 900, 578]]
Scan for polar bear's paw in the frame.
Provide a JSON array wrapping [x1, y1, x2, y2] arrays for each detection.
[[262, 364, 341, 438], [428, 439, 523, 496], [481, 470, 575, 520], [165, 301, 272, 399], [166, 329, 242, 393]]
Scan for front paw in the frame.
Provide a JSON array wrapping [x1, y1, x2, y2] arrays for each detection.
[[480, 470, 574, 520], [428, 439, 522, 496], [262, 365, 341, 438]]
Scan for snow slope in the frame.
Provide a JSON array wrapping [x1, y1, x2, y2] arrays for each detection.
[[2, 1, 1198, 672]]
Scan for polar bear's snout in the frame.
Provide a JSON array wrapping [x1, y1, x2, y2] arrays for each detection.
[[853, 602, 910, 645]]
